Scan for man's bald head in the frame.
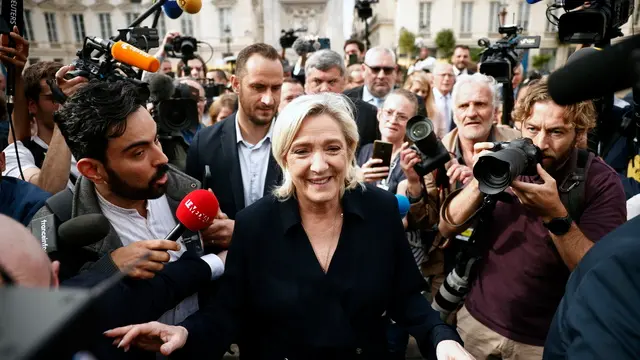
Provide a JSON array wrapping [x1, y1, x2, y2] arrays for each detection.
[[0, 215, 58, 287]]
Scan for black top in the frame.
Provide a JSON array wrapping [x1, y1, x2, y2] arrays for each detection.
[[176, 184, 461, 360], [356, 143, 406, 194]]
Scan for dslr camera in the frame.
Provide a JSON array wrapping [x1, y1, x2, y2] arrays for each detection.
[[164, 36, 198, 60], [478, 25, 540, 84], [154, 83, 199, 135], [405, 115, 451, 177], [473, 138, 542, 195]]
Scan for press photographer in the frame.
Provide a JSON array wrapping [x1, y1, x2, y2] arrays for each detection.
[[437, 78, 626, 359]]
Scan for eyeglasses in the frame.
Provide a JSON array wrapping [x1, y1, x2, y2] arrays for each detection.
[[365, 64, 395, 75]]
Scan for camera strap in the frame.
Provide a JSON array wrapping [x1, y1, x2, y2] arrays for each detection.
[[558, 149, 594, 224]]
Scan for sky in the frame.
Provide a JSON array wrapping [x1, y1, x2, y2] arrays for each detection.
[[343, 0, 355, 39]]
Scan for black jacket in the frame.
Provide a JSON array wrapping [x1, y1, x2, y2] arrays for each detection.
[[174, 184, 461, 360], [343, 85, 428, 119], [185, 113, 282, 219]]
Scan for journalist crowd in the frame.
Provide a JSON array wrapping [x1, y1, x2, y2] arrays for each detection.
[[2, 19, 640, 360]]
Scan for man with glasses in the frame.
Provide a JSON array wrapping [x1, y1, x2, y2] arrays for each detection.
[[344, 46, 398, 109], [432, 62, 457, 133]]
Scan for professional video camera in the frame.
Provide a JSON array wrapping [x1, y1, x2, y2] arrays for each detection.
[[478, 25, 540, 84], [150, 80, 199, 135], [292, 35, 331, 56], [405, 115, 451, 177], [164, 35, 198, 61], [473, 138, 542, 195], [553, 0, 634, 44]]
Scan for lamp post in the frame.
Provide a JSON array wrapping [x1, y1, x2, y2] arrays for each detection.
[[223, 25, 232, 57]]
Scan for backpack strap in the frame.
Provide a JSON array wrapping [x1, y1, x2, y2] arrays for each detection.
[[558, 149, 594, 224], [45, 188, 74, 224]]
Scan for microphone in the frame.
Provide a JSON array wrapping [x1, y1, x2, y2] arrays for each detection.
[[395, 194, 411, 218], [177, 0, 202, 14], [166, 189, 220, 241], [162, 0, 183, 19], [30, 214, 111, 254], [548, 34, 640, 105], [525, 0, 542, 3], [90, 37, 161, 73], [147, 73, 175, 102]]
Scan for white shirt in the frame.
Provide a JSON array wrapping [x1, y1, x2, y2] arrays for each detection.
[[362, 85, 385, 108], [453, 67, 470, 77], [235, 114, 274, 208], [408, 56, 437, 74], [96, 192, 224, 325], [2, 136, 80, 189], [433, 88, 453, 131]]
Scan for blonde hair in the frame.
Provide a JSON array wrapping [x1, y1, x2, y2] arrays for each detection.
[[271, 93, 363, 200], [208, 93, 237, 124], [403, 71, 444, 137]]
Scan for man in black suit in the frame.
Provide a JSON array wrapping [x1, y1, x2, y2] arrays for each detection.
[[185, 43, 284, 248], [303, 49, 379, 148], [451, 45, 476, 77], [344, 46, 427, 118]]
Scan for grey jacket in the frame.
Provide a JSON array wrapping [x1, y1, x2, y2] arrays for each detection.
[[33, 165, 201, 278]]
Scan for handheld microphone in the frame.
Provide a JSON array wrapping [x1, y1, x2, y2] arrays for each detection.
[[177, 0, 202, 14], [395, 194, 411, 218], [525, 0, 542, 3], [90, 37, 161, 73], [162, 0, 184, 19], [548, 34, 640, 105], [30, 214, 111, 254], [166, 189, 220, 241]]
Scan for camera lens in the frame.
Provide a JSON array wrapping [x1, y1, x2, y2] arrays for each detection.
[[473, 148, 527, 195], [411, 122, 430, 140], [406, 117, 433, 142]]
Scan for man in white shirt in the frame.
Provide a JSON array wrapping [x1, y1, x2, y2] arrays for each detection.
[[452, 45, 475, 77], [32, 80, 226, 328], [432, 62, 457, 132]]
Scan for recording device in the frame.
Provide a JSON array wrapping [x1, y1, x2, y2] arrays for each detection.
[[164, 35, 198, 61], [405, 115, 451, 177], [177, 0, 202, 14], [348, 54, 359, 66], [372, 140, 393, 168], [556, 0, 634, 44], [162, 0, 183, 19], [204, 82, 227, 99], [115, 26, 160, 51], [395, 194, 411, 218], [280, 28, 305, 50], [478, 25, 540, 84], [165, 189, 220, 241], [29, 213, 110, 254], [291, 36, 331, 56], [473, 138, 542, 195], [355, 0, 379, 20], [147, 73, 199, 134]]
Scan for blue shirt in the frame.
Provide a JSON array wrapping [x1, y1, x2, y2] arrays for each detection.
[[0, 176, 51, 226], [235, 114, 274, 208], [181, 123, 204, 145]]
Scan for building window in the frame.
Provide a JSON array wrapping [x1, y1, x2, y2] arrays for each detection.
[[44, 12, 59, 43], [460, 2, 473, 34], [24, 9, 34, 41], [126, 12, 140, 26], [99, 13, 113, 40], [72, 14, 86, 43], [489, 1, 501, 33], [419, 2, 432, 34], [517, 1, 530, 32], [218, 8, 232, 37], [545, 8, 559, 32], [181, 17, 194, 35]]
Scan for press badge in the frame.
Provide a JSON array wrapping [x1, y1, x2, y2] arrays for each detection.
[[455, 228, 474, 242], [377, 180, 389, 191]]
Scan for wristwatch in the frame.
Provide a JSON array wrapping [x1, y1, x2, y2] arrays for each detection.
[[543, 215, 573, 236], [406, 189, 423, 204]]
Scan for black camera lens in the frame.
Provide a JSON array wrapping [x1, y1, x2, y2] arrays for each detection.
[[474, 148, 527, 195], [406, 116, 434, 142], [410, 122, 431, 140]]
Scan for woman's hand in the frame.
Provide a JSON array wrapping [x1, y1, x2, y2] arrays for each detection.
[[361, 158, 389, 183], [436, 340, 476, 360], [104, 321, 188, 355]]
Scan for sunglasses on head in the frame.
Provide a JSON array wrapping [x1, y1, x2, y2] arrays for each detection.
[[365, 64, 395, 75]]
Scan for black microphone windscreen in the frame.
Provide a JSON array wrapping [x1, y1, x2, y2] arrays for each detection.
[[548, 35, 640, 105], [147, 73, 176, 102], [57, 214, 111, 249]]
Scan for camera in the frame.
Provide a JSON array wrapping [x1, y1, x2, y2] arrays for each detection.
[[557, 0, 634, 44], [154, 83, 199, 135], [478, 25, 540, 84], [204, 83, 227, 99], [473, 138, 542, 195], [405, 115, 451, 177], [164, 36, 198, 60]]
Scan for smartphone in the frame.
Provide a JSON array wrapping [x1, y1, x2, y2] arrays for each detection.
[[372, 140, 393, 168], [202, 165, 212, 190], [348, 54, 359, 66]]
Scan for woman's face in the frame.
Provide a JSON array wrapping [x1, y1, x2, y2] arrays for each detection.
[[285, 113, 348, 207], [409, 81, 428, 99], [216, 106, 234, 123]]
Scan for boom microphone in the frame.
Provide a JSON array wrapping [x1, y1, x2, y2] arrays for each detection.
[[162, 0, 184, 19], [177, 0, 202, 14], [166, 189, 219, 241], [90, 37, 161, 73], [30, 214, 111, 254], [525, 0, 542, 3], [548, 34, 640, 105], [147, 73, 175, 102]]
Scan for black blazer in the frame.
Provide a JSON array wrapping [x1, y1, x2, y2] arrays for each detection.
[[185, 113, 283, 219], [356, 143, 406, 194], [63, 251, 214, 359], [343, 85, 428, 118], [352, 99, 379, 149], [175, 184, 461, 360]]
